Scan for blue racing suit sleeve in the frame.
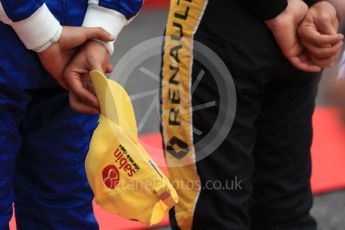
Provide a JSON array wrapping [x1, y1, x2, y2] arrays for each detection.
[[96, 0, 144, 20], [0, 0, 143, 54], [82, 0, 144, 54], [0, 0, 63, 52], [0, 0, 44, 22]]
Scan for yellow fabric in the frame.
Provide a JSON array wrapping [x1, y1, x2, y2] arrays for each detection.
[[162, 0, 208, 229], [86, 70, 178, 225]]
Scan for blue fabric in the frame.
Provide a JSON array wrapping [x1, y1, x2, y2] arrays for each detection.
[[0, 0, 44, 22], [1, 0, 143, 22], [0, 0, 89, 90], [16, 88, 99, 230], [98, 0, 143, 19], [0, 86, 29, 230], [0, 0, 143, 89], [0, 1, 99, 229], [0, 87, 99, 230]]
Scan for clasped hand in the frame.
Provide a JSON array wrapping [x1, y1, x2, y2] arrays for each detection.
[[39, 0, 345, 114], [266, 0, 343, 73], [38, 26, 114, 114]]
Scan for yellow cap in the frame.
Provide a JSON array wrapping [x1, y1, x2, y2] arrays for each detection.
[[85, 70, 178, 225]]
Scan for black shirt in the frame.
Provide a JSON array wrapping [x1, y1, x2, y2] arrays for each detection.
[[240, 0, 318, 20]]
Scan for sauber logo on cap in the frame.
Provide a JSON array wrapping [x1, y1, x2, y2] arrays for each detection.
[[102, 165, 120, 189]]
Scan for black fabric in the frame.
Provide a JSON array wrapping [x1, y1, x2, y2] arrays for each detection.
[[305, 0, 318, 6], [239, 0, 317, 20], [169, 1, 321, 229], [240, 0, 288, 20]]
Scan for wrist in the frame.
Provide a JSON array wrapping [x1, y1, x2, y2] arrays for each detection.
[[9, 4, 62, 52], [265, 0, 308, 30], [85, 40, 110, 55], [93, 39, 114, 55], [265, 0, 292, 28], [82, 4, 127, 55], [265, 10, 289, 31]]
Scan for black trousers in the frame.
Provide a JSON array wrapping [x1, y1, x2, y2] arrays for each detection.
[[161, 0, 321, 229]]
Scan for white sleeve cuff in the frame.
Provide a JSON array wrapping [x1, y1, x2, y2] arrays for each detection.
[[82, 4, 128, 55], [10, 4, 63, 52]]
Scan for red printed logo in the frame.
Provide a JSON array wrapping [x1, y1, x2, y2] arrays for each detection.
[[102, 165, 120, 189]]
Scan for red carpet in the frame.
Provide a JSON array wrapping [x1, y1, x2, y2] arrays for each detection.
[[9, 107, 345, 229]]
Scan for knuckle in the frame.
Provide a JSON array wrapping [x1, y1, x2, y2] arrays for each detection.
[[319, 12, 328, 20], [320, 13, 332, 23]]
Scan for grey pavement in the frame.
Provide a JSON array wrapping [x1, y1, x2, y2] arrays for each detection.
[[111, 9, 345, 230]]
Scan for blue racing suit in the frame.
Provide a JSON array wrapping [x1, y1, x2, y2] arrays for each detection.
[[0, 0, 143, 229]]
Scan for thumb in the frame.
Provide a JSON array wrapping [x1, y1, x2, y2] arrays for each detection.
[[317, 21, 343, 47]]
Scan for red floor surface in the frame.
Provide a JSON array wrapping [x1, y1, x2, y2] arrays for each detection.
[[9, 107, 345, 229], [311, 108, 345, 193], [143, 0, 169, 8]]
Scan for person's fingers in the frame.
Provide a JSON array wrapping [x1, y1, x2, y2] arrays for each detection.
[[310, 48, 342, 68], [317, 16, 337, 35], [105, 64, 113, 74], [65, 71, 100, 109], [284, 43, 304, 59], [81, 74, 95, 93], [281, 39, 321, 72], [299, 25, 343, 47], [311, 57, 336, 68], [332, 15, 339, 35], [84, 27, 115, 42], [69, 91, 100, 114], [289, 54, 322, 72], [302, 41, 343, 59], [62, 26, 115, 49]]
